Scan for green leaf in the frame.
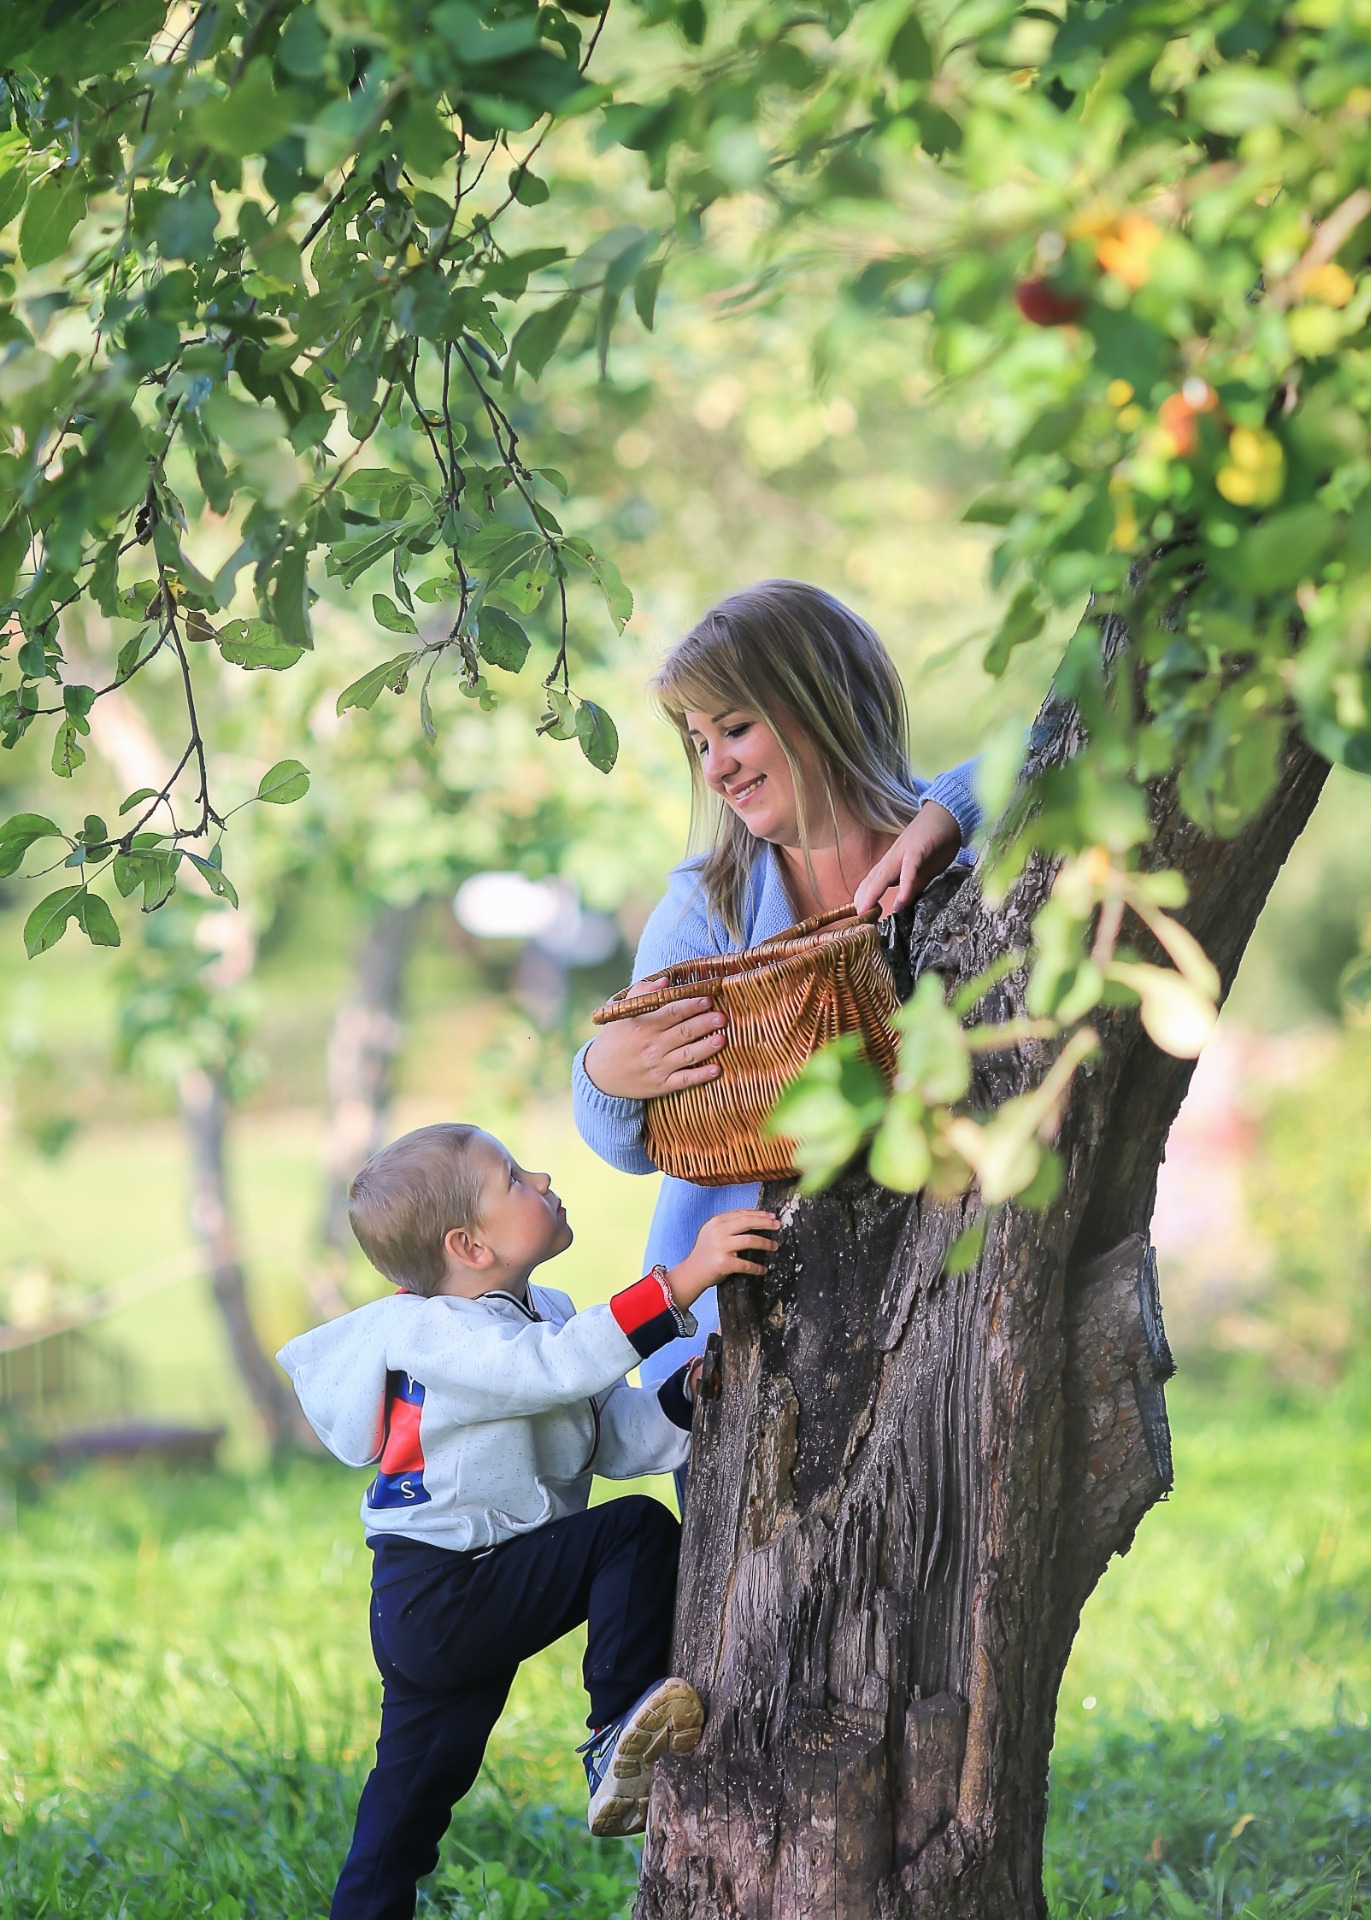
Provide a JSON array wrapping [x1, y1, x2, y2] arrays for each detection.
[[0, 516, 28, 603], [766, 1036, 888, 1191], [477, 606, 531, 672], [575, 699, 619, 773], [868, 1093, 933, 1193], [1016, 1148, 1063, 1210], [372, 592, 419, 635], [115, 627, 163, 685], [155, 186, 219, 263], [113, 847, 178, 911], [74, 890, 120, 948], [944, 1212, 987, 1274], [1219, 506, 1336, 595], [1188, 69, 1300, 135], [19, 171, 86, 269], [336, 652, 420, 715], [270, 541, 312, 645], [51, 716, 88, 778], [216, 618, 306, 671], [118, 788, 160, 816], [963, 490, 1018, 527], [184, 850, 240, 905], [984, 585, 1044, 677], [0, 162, 29, 231], [888, 12, 934, 81], [507, 295, 580, 382], [634, 258, 665, 331], [256, 759, 311, 805], [0, 812, 62, 878], [563, 539, 633, 631], [509, 165, 551, 205], [193, 59, 295, 157], [24, 885, 82, 957], [539, 688, 578, 740]]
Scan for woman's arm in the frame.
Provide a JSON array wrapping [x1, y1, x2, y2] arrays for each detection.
[[925, 756, 981, 850], [852, 757, 981, 915], [571, 1037, 657, 1175], [572, 862, 733, 1168], [852, 799, 962, 914]]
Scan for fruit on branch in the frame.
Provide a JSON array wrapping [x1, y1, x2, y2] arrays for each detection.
[[1013, 278, 1086, 327]]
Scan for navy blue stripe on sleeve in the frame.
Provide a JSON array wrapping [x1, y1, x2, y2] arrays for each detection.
[[657, 1366, 694, 1432]]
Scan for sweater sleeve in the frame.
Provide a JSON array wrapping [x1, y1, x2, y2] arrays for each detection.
[[592, 1373, 692, 1480], [924, 755, 981, 848], [571, 1039, 655, 1176], [572, 859, 726, 1175], [278, 1286, 683, 1457]]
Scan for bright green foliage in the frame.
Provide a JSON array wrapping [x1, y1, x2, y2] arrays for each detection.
[[6, 0, 1371, 1212], [0, 0, 668, 943], [695, 0, 1371, 1206]]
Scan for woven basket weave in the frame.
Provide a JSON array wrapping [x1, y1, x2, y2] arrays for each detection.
[[591, 904, 899, 1186]]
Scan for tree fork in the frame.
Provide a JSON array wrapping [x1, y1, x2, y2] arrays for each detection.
[[636, 635, 1329, 1920]]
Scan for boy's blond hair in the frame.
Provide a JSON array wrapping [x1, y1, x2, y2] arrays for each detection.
[[348, 1123, 487, 1295]]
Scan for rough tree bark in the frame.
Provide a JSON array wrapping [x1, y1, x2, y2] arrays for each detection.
[[180, 1066, 312, 1453], [637, 622, 1328, 1920], [308, 902, 416, 1319]]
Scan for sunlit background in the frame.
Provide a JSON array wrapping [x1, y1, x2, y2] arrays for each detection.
[[2, 143, 1369, 1916]]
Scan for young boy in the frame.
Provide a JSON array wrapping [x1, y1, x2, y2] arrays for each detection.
[[277, 1121, 777, 1920]]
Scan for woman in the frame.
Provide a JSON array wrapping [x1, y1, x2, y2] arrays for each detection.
[[573, 581, 979, 1389]]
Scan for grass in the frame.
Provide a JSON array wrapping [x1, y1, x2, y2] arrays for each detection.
[[0, 1066, 1368, 1917], [0, 1372, 1367, 1918]]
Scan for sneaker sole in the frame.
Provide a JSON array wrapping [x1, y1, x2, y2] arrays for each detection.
[[588, 1678, 704, 1838]]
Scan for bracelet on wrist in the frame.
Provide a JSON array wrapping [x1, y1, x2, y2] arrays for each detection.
[[650, 1262, 697, 1338]]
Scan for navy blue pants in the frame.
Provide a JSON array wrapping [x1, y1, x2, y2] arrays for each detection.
[[331, 1496, 681, 1920]]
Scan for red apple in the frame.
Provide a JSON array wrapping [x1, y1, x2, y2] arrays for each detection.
[[1014, 278, 1086, 326]]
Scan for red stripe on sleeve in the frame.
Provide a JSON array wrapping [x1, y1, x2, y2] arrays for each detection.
[[611, 1274, 671, 1338]]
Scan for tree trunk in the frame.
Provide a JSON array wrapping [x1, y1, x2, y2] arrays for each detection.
[[308, 902, 416, 1320], [180, 1066, 311, 1454], [637, 626, 1329, 1919]]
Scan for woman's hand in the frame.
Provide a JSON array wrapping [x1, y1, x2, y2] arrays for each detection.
[[668, 1209, 780, 1309], [853, 800, 962, 917], [582, 977, 727, 1101]]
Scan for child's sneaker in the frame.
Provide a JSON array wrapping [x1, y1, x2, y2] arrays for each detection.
[[578, 1677, 704, 1837]]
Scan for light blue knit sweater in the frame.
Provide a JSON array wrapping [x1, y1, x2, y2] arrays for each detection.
[[572, 760, 979, 1382]]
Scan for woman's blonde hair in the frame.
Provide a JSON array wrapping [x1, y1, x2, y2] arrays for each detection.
[[651, 581, 923, 941]]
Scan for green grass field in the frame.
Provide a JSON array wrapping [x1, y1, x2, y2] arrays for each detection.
[[1, 1367, 1367, 1919], [1, 1050, 1369, 1918]]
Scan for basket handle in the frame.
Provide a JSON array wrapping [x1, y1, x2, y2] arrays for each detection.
[[590, 904, 878, 1026], [749, 902, 875, 951]]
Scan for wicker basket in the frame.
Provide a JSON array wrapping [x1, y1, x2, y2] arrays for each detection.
[[591, 904, 899, 1186]]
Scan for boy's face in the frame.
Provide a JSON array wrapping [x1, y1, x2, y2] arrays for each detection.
[[465, 1132, 574, 1276]]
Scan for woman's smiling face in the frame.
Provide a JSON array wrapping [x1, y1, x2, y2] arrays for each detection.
[[683, 707, 805, 846]]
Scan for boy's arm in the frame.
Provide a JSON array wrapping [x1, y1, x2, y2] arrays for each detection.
[[276, 1281, 694, 1457], [591, 1366, 694, 1481], [397, 1276, 695, 1424]]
